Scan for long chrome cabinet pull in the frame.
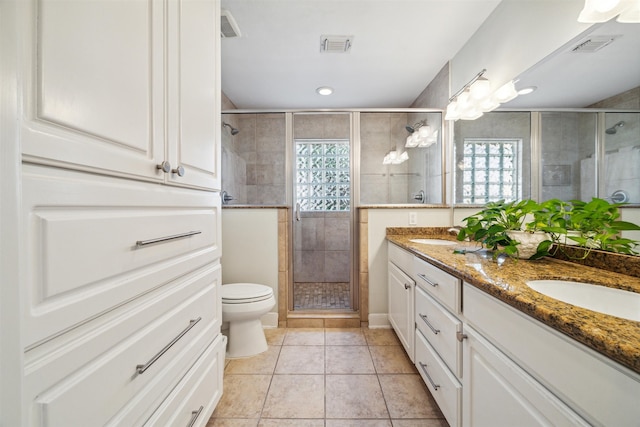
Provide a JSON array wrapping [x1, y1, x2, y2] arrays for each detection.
[[187, 405, 204, 427], [136, 231, 201, 247], [136, 317, 202, 375], [419, 362, 440, 390], [419, 313, 440, 335], [417, 273, 438, 287]]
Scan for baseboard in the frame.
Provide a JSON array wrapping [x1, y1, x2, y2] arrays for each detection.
[[260, 312, 279, 328], [368, 313, 391, 329]]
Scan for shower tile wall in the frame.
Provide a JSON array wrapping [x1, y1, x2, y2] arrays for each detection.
[[222, 113, 286, 205]]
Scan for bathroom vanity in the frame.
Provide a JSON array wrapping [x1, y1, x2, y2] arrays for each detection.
[[387, 230, 640, 427]]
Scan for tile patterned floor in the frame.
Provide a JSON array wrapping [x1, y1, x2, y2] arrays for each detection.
[[293, 282, 351, 310], [208, 328, 449, 427]]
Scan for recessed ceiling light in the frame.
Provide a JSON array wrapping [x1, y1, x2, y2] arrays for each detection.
[[518, 86, 537, 95], [316, 86, 333, 96]]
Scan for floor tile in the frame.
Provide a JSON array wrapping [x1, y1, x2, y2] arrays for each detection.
[[326, 420, 392, 427], [363, 328, 401, 346], [225, 346, 281, 374], [369, 345, 416, 374], [264, 328, 286, 346], [206, 419, 259, 427], [379, 374, 444, 419], [325, 345, 375, 374], [275, 345, 325, 374], [258, 420, 325, 427], [326, 374, 389, 419], [392, 420, 449, 427], [325, 327, 367, 345], [212, 375, 272, 418], [261, 374, 325, 418], [283, 328, 325, 345]]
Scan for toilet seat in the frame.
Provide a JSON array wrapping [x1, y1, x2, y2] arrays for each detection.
[[222, 283, 273, 304]]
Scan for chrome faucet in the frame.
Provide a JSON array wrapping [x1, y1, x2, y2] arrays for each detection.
[[413, 190, 425, 203]]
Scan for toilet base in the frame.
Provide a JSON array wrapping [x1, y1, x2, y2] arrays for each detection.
[[226, 318, 268, 358]]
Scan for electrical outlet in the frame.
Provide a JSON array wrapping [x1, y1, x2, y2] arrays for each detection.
[[409, 212, 417, 225]]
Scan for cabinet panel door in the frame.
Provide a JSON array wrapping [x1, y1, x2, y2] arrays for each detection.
[[388, 262, 414, 361], [167, 0, 221, 190], [21, 0, 165, 181], [463, 326, 589, 427]]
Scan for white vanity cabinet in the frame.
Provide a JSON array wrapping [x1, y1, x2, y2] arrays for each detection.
[[19, 0, 221, 191], [388, 242, 415, 361], [463, 282, 640, 427], [413, 256, 463, 427]]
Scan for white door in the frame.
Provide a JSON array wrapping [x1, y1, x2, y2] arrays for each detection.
[[20, 0, 166, 182]]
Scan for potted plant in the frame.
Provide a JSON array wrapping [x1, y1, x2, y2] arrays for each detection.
[[456, 199, 552, 259]]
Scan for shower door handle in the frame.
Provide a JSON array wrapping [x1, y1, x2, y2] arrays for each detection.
[[295, 202, 301, 221]]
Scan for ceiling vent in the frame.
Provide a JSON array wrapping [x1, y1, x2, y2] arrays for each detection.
[[320, 35, 354, 53], [570, 35, 618, 53], [221, 9, 241, 38]]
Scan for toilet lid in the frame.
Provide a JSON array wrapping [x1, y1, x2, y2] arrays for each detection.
[[222, 283, 273, 303]]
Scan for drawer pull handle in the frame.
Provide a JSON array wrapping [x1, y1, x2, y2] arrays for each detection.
[[419, 362, 440, 390], [404, 283, 411, 290], [417, 273, 438, 287], [187, 405, 204, 427], [456, 331, 468, 342], [136, 230, 201, 247], [136, 317, 202, 375], [419, 313, 440, 335]]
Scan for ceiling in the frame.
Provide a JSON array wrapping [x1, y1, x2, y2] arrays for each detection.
[[220, 0, 640, 111], [220, 0, 501, 109]]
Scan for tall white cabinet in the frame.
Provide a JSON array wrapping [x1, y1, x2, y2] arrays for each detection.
[[1, 0, 224, 425]]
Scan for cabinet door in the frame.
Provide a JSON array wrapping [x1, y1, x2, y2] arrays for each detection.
[[388, 262, 414, 361], [167, 0, 221, 190], [462, 326, 589, 427], [20, 0, 166, 182]]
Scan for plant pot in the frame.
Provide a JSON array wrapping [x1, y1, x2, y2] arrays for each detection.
[[506, 230, 550, 259]]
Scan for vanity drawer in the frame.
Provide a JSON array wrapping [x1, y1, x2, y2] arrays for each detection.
[[145, 334, 226, 427], [388, 241, 413, 275], [22, 165, 221, 347], [415, 285, 462, 378], [29, 272, 219, 427], [413, 256, 461, 314], [415, 329, 462, 427]]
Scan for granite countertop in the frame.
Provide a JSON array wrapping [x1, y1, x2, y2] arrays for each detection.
[[386, 227, 640, 375]]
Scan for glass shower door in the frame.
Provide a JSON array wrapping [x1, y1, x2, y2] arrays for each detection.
[[292, 113, 353, 311]]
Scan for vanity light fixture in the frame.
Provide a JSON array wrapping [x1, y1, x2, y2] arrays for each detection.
[[316, 86, 333, 96], [578, 0, 640, 22], [405, 121, 437, 148], [382, 149, 409, 165], [445, 71, 528, 121]]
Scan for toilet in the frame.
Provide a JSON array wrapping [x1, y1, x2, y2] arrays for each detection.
[[221, 283, 275, 358]]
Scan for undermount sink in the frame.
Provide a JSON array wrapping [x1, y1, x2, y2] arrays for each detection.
[[526, 280, 640, 322], [409, 238, 457, 246]]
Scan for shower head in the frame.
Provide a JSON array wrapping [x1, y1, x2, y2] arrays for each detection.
[[606, 121, 625, 135], [223, 122, 240, 135], [405, 121, 426, 133]]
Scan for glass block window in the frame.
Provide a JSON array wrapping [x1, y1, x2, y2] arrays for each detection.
[[461, 138, 521, 204], [296, 139, 350, 211]]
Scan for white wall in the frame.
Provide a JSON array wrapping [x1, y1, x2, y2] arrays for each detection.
[[451, 0, 590, 92], [221, 209, 279, 315], [367, 208, 451, 326]]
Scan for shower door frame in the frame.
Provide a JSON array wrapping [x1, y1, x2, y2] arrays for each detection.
[[287, 111, 360, 313]]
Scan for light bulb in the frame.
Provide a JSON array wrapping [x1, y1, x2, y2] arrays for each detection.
[[418, 125, 432, 138], [470, 77, 491, 100], [494, 81, 518, 103]]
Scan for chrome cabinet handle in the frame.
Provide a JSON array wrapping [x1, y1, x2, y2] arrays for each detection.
[[172, 165, 185, 177], [404, 283, 411, 290], [418, 362, 440, 390], [417, 273, 438, 287], [157, 161, 171, 173], [295, 202, 301, 221], [187, 405, 204, 427], [419, 313, 440, 335], [135, 317, 201, 375], [136, 230, 201, 247]]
